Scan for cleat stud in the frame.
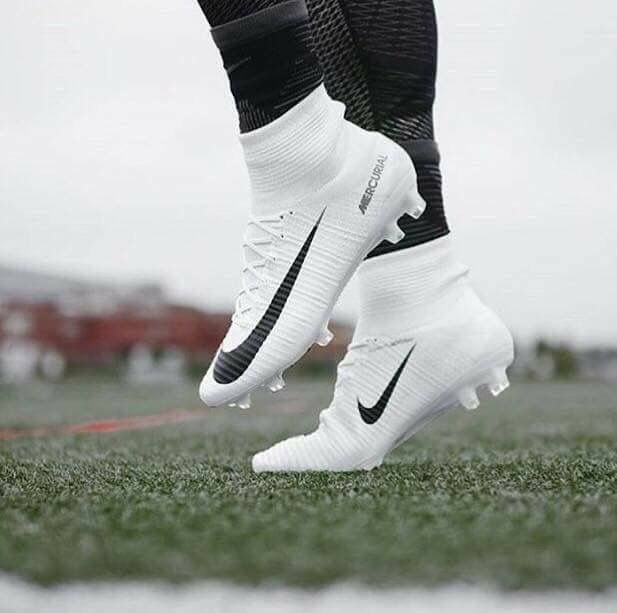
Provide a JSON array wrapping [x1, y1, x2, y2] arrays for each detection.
[[400, 191, 426, 220], [237, 393, 251, 410], [383, 224, 405, 244], [489, 383, 504, 397], [488, 367, 510, 397], [267, 373, 285, 393], [410, 203, 426, 220], [316, 326, 334, 347], [459, 387, 480, 411], [407, 193, 427, 220]]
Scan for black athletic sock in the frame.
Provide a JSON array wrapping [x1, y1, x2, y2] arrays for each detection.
[[344, 0, 449, 257], [197, 0, 323, 132], [305, 0, 449, 257], [305, 0, 373, 130], [197, 0, 287, 25], [342, 0, 437, 142]]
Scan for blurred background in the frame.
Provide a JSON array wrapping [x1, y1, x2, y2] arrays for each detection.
[[1, 0, 616, 384]]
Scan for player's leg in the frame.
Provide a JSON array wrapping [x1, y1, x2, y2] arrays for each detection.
[[303, 0, 374, 131], [253, 0, 514, 472], [346, 0, 449, 255], [195, 0, 322, 132], [196, 0, 425, 408]]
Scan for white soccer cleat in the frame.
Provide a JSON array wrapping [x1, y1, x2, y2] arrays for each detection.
[[252, 282, 514, 473], [199, 86, 424, 407]]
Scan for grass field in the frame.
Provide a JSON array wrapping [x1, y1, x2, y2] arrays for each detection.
[[1, 375, 616, 591]]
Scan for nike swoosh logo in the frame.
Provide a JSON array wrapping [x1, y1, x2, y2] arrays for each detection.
[[357, 344, 416, 425], [213, 209, 326, 385]]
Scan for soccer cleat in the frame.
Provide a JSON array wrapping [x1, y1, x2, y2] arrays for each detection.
[[252, 278, 514, 473], [199, 86, 424, 407]]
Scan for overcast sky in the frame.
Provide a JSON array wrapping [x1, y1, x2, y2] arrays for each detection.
[[1, 1, 616, 345]]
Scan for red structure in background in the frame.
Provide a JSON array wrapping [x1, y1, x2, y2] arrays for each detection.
[[0, 302, 229, 366], [0, 265, 350, 378], [0, 301, 350, 368]]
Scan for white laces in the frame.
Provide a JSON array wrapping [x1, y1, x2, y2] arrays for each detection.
[[233, 214, 283, 325]]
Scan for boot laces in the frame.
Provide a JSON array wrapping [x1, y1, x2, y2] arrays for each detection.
[[233, 214, 282, 326]]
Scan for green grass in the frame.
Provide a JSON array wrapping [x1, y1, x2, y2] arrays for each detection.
[[1, 377, 616, 590]]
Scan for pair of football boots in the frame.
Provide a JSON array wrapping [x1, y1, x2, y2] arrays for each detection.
[[200, 86, 514, 472]]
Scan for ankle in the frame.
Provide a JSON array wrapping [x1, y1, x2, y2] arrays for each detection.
[[210, 0, 323, 133], [354, 236, 469, 339], [240, 85, 347, 214]]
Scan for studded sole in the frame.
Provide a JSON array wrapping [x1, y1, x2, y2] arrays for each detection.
[[357, 359, 514, 471]]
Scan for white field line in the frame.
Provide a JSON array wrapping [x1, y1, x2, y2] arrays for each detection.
[[0, 575, 615, 613]]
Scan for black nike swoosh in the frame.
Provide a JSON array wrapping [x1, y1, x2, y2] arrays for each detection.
[[357, 345, 416, 425], [213, 209, 326, 385]]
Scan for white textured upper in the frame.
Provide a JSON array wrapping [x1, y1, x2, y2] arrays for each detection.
[[253, 238, 515, 472], [355, 236, 471, 339], [200, 85, 422, 407], [240, 85, 347, 215]]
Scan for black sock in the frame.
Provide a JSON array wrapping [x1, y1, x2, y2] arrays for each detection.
[[198, 0, 323, 132], [305, 0, 450, 256], [341, 0, 437, 142], [305, 0, 373, 130], [343, 0, 449, 257], [197, 0, 288, 25]]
